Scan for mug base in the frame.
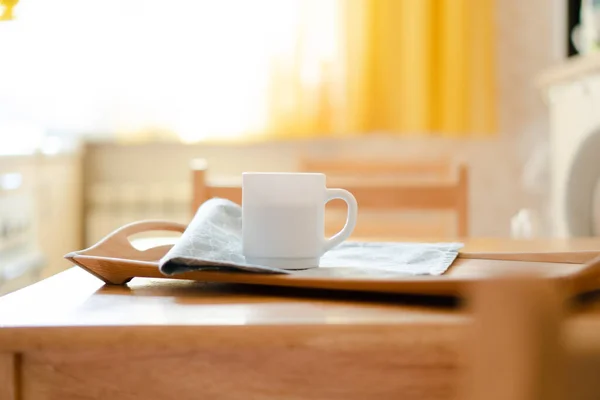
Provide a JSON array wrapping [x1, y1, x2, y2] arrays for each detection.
[[244, 257, 319, 270]]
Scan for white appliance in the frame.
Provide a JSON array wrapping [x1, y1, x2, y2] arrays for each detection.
[[538, 54, 600, 237]]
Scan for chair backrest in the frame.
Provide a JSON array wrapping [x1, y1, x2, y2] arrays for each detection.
[[300, 158, 469, 237], [300, 157, 453, 180], [191, 158, 469, 237]]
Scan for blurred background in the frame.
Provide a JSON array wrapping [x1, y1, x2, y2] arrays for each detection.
[[1, 0, 599, 293]]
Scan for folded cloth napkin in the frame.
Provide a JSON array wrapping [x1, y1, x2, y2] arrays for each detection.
[[159, 198, 463, 278]]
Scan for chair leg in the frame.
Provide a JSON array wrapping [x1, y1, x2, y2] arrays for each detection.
[[456, 164, 469, 237]]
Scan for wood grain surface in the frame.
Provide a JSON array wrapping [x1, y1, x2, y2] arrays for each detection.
[[4, 238, 600, 399]]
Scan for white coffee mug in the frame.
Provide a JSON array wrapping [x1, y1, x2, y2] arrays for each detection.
[[242, 172, 357, 270]]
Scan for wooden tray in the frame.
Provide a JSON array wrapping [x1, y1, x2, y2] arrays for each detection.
[[65, 220, 600, 297]]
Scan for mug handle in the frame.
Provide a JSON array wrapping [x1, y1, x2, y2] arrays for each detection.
[[323, 188, 358, 253]]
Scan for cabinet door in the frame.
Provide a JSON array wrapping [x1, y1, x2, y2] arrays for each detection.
[[36, 154, 83, 279], [0, 156, 42, 294]]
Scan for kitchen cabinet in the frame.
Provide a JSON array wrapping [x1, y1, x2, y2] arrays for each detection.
[[0, 153, 83, 294]]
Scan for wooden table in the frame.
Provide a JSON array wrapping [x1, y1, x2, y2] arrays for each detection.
[[2, 238, 600, 400]]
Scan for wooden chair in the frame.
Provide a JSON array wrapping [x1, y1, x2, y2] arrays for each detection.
[[190, 159, 242, 213], [464, 273, 600, 400], [464, 274, 565, 400], [300, 157, 469, 238], [191, 158, 469, 238]]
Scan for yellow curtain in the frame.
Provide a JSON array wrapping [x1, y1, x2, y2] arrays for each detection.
[[255, 0, 498, 140], [2, 0, 496, 141], [344, 0, 497, 137]]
